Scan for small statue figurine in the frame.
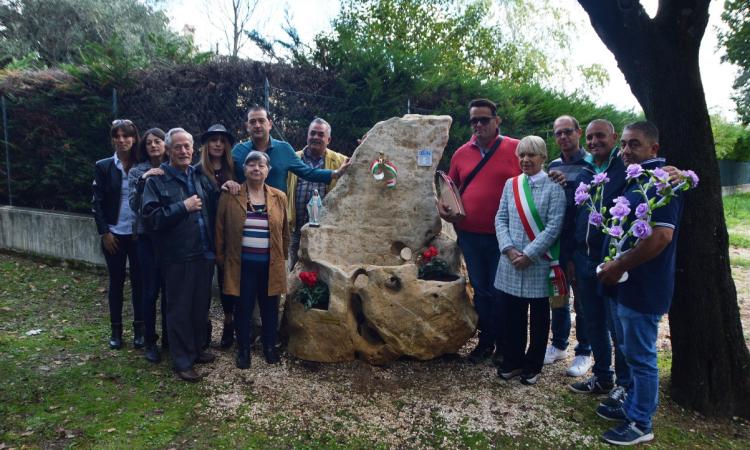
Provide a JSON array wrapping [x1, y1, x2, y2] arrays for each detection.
[[307, 189, 323, 227]]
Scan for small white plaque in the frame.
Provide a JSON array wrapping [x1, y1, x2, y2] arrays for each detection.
[[417, 149, 433, 167]]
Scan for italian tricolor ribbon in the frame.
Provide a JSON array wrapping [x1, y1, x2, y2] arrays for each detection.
[[511, 174, 568, 298], [370, 153, 398, 188]]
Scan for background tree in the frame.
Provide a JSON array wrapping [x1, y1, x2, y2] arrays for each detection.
[[0, 0, 198, 68], [203, 0, 261, 58], [719, 0, 750, 125], [578, 0, 750, 418]]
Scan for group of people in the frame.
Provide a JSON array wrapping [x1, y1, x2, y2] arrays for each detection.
[[91, 107, 350, 381], [93, 98, 683, 446], [439, 99, 683, 446]]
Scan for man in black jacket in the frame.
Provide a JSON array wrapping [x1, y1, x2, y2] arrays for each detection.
[[142, 128, 218, 382]]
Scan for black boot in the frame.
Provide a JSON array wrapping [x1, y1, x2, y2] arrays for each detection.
[[220, 321, 234, 349], [236, 349, 251, 369], [263, 344, 280, 364], [144, 340, 161, 364], [109, 323, 123, 350], [204, 320, 212, 350], [132, 321, 145, 349]]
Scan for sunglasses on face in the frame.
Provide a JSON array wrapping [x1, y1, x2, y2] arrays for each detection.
[[469, 116, 493, 126]]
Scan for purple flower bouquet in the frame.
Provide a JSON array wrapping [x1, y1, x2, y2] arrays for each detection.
[[575, 165, 699, 281]]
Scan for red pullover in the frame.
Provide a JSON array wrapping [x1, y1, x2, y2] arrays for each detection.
[[447, 134, 520, 234]]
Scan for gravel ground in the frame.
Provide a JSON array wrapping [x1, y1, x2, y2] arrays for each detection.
[[195, 262, 750, 448]]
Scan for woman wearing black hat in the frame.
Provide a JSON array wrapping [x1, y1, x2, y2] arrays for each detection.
[[196, 124, 241, 350]]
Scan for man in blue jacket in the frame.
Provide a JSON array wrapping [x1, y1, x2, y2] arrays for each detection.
[[232, 106, 350, 191]]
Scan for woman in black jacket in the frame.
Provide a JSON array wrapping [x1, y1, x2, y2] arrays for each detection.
[[92, 119, 143, 349], [128, 128, 168, 362]]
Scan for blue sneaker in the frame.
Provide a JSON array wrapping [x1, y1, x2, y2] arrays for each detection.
[[596, 404, 627, 422], [602, 421, 654, 446]]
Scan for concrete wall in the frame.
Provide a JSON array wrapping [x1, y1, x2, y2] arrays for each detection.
[[0, 206, 104, 265]]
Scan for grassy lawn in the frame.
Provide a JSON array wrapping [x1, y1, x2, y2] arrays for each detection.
[[726, 193, 750, 251], [1, 250, 749, 449]]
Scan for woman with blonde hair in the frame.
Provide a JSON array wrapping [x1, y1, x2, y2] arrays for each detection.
[[195, 124, 240, 349], [494, 135, 566, 385]]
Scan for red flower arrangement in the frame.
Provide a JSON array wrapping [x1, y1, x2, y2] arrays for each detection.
[[417, 245, 452, 281], [421, 246, 439, 263], [299, 271, 318, 287], [297, 271, 329, 310]]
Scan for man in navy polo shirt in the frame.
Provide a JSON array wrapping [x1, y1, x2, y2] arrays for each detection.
[[596, 121, 684, 446]]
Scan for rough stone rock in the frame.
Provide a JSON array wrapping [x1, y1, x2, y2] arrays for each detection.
[[283, 115, 477, 364]]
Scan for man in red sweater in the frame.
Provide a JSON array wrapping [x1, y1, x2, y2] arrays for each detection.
[[439, 98, 520, 364]]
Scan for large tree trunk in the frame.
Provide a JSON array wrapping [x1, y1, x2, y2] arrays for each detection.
[[578, 0, 750, 418]]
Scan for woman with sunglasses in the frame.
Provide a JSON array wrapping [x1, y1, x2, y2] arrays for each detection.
[[92, 119, 143, 349], [128, 128, 169, 363], [195, 124, 241, 350]]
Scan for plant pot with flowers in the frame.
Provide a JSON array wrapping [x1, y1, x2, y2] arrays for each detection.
[[417, 245, 458, 282], [296, 271, 330, 310]]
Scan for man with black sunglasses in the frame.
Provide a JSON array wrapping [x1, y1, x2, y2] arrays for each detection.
[[438, 98, 521, 365]]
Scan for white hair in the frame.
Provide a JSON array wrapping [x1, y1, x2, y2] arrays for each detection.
[[165, 128, 194, 148]]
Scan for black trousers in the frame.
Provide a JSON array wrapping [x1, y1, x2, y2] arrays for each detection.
[[136, 234, 167, 344], [236, 260, 278, 351], [500, 290, 550, 375], [163, 258, 213, 371], [101, 233, 142, 325]]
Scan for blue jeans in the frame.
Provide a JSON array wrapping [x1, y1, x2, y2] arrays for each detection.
[[608, 298, 632, 389], [573, 250, 612, 382], [457, 230, 502, 349], [617, 302, 661, 431], [550, 288, 591, 356], [137, 235, 167, 344], [236, 259, 279, 351]]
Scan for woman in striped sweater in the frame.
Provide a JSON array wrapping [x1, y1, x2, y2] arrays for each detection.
[[215, 151, 289, 369]]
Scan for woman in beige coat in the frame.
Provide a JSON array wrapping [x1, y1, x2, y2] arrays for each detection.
[[215, 150, 289, 369]]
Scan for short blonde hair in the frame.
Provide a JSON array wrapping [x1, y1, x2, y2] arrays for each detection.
[[516, 135, 547, 161]]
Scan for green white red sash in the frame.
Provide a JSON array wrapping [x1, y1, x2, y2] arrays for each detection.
[[370, 156, 398, 188], [511, 174, 568, 297]]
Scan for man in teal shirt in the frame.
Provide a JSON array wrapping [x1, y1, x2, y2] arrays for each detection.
[[232, 106, 350, 191]]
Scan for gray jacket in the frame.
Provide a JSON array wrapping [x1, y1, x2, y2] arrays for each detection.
[[128, 161, 155, 235], [494, 174, 566, 298]]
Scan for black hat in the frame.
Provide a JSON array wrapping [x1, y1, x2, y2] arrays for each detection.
[[200, 124, 235, 147]]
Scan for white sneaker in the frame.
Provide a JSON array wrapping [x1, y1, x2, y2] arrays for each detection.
[[566, 354, 593, 377], [543, 344, 567, 365]]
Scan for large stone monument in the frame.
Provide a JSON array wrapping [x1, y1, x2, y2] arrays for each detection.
[[284, 115, 477, 364]]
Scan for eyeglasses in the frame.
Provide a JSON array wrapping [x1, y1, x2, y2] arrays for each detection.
[[554, 128, 576, 138], [112, 119, 133, 127], [469, 116, 493, 126]]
